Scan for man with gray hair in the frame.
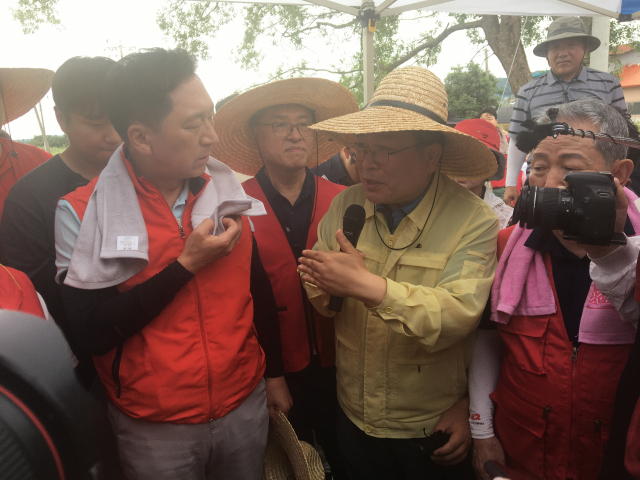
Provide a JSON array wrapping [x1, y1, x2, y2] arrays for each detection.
[[468, 97, 639, 480]]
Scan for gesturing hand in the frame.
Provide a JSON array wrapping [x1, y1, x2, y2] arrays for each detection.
[[177, 216, 242, 274], [298, 230, 386, 308]]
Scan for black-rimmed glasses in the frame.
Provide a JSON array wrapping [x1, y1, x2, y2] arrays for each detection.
[[258, 122, 315, 138], [348, 141, 430, 166]]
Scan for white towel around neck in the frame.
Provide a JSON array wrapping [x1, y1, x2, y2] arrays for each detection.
[[63, 145, 265, 289]]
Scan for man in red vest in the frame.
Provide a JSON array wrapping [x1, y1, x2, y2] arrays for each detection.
[[0, 67, 54, 219], [54, 48, 287, 480], [469, 98, 638, 480], [212, 78, 359, 479]]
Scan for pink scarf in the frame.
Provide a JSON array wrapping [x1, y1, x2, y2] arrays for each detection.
[[491, 188, 640, 345]]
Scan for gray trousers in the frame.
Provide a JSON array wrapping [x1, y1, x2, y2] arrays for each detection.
[[108, 379, 268, 480]]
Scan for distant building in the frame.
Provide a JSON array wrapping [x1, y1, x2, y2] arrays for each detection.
[[610, 45, 640, 118]]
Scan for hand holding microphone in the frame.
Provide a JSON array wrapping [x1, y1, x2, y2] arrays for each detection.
[[328, 204, 366, 312]]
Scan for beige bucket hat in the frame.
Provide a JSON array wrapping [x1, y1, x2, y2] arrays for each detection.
[[211, 77, 359, 176], [263, 411, 325, 480], [533, 17, 601, 57], [309, 66, 497, 181], [0, 68, 54, 126]]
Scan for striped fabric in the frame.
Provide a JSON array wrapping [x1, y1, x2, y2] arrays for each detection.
[[508, 67, 627, 138]]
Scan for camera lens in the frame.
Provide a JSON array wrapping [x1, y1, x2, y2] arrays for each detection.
[[516, 185, 564, 231]]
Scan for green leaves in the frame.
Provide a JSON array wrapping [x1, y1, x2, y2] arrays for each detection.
[[444, 61, 499, 119], [11, 0, 60, 35]]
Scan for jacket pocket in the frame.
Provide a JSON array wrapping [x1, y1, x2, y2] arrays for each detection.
[[492, 384, 548, 478], [498, 316, 549, 375], [335, 321, 361, 405], [387, 344, 460, 423]]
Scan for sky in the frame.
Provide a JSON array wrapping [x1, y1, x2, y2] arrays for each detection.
[[2, 0, 551, 141]]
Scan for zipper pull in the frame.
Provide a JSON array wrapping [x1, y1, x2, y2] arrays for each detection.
[[179, 225, 185, 239], [571, 346, 579, 361], [542, 406, 552, 419], [594, 419, 602, 434]]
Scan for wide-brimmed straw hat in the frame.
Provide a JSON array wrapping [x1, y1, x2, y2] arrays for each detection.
[[309, 66, 497, 181], [0, 68, 54, 126], [454, 119, 505, 181], [211, 78, 359, 176], [533, 17, 600, 57], [263, 411, 325, 480]]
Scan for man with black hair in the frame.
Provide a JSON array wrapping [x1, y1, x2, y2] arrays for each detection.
[[55, 48, 285, 480], [212, 79, 359, 480], [0, 56, 120, 387]]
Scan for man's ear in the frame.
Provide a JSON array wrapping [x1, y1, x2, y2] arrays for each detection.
[[421, 142, 443, 172], [611, 158, 635, 187], [128, 123, 153, 157], [54, 106, 68, 133]]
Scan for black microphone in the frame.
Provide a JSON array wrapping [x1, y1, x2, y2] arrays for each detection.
[[328, 204, 366, 312]]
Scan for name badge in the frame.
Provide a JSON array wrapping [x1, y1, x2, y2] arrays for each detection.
[[117, 236, 139, 251]]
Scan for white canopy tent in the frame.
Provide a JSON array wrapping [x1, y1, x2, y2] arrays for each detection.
[[193, 0, 640, 102]]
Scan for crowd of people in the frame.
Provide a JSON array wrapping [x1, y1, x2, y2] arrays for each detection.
[[1, 14, 640, 480]]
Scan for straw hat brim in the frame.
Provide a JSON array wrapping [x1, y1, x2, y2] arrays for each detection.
[[211, 78, 359, 176], [262, 411, 325, 480], [533, 33, 601, 57], [310, 106, 498, 181], [0, 68, 54, 125]]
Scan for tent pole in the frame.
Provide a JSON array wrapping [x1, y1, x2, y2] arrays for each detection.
[[590, 16, 610, 72], [363, 26, 375, 103], [361, 0, 376, 104]]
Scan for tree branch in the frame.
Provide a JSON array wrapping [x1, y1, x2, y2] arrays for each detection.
[[284, 18, 357, 37], [382, 19, 483, 72]]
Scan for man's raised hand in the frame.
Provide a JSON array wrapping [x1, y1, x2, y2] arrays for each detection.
[[177, 216, 243, 274]]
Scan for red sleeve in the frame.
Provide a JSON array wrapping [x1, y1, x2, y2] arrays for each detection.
[[0, 266, 45, 318]]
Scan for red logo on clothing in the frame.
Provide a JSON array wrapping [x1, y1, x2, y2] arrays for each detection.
[[470, 414, 481, 421]]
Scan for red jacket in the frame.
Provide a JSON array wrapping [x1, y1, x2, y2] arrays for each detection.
[[0, 265, 44, 317], [0, 139, 50, 220], [492, 225, 631, 480], [243, 176, 344, 373], [64, 160, 265, 423]]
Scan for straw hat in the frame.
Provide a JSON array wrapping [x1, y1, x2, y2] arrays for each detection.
[[309, 66, 497, 181], [263, 411, 325, 480], [211, 77, 359, 176], [0, 68, 54, 126], [533, 17, 600, 57]]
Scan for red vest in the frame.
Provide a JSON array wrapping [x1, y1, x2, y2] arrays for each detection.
[[491, 225, 632, 480], [0, 139, 51, 220], [243, 176, 345, 373], [0, 265, 44, 318], [64, 160, 264, 424]]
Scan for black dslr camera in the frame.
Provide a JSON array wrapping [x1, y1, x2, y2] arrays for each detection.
[[513, 171, 626, 246]]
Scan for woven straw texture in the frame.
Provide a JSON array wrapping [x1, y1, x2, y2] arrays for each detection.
[[211, 77, 359, 176], [263, 411, 325, 480], [0, 68, 54, 126], [310, 66, 498, 181], [533, 17, 600, 57]]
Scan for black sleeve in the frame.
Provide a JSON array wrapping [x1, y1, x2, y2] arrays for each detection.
[[60, 260, 194, 356], [250, 236, 284, 378], [0, 199, 67, 322], [478, 293, 497, 330]]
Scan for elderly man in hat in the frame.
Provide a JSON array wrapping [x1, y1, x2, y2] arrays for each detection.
[[212, 78, 359, 480], [0, 67, 54, 218], [297, 66, 499, 479], [470, 98, 639, 480], [503, 16, 627, 207]]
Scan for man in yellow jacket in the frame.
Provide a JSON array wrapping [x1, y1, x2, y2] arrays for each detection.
[[298, 66, 499, 480]]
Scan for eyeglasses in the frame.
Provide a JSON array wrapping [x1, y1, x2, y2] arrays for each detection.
[[348, 141, 430, 166], [258, 122, 315, 138]]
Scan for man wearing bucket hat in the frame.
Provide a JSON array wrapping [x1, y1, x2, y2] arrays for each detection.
[[451, 119, 513, 230], [0, 67, 54, 219], [504, 16, 627, 208], [212, 77, 359, 480], [297, 66, 500, 479]]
